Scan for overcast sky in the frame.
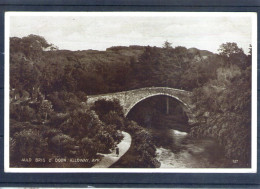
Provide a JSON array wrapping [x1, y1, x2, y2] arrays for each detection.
[[9, 13, 253, 53]]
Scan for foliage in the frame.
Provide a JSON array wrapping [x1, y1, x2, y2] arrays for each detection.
[[218, 42, 244, 57], [39, 100, 53, 121], [59, 110, 103, 139], [81, 137, 98, 157], [10, 34, 51, 59], [91, 99, 124, 118], [218, 42, 248, 69], [102, 111, 125, 130], [11, 128, 48, 161], [10, 104, 36, 122], [113, 120, 160, 168], [162, 40, 172, 49], [190, 46, 251, 167], [9, 35, 252, 168], [50, 133, 76, 156]]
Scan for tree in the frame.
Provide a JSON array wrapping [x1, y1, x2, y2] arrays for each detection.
[[246, 44, 252, 67], [38, 100, 53, 121], [218, 42, 244, 57], [47, 92, 66, 112], [10, 57, 39, 92], [13, 34, 52, 59], [162, 40, 172, 49], [59, 110, 103, 139], [50, 133, 76, 156], [81, 137, 98, 157], [248, 44, 252, 56], [91, 99, 124, 118], [218, 42, 247, 69], [11, 128, 48, 160]]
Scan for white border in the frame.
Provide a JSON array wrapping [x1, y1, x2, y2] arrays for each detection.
[[4, 12, 258, 173]]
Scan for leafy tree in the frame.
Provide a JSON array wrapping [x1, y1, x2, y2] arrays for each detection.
[[38, 100, 53, 121], [246, 44, 252, 67], [91, 99, 124, 118], [218, 42, 247, 69], [50, 133, 76, 156], [102, 111, 125, 130], [218, 42, 244, 57], [47, 92, 66, 112], [62, 64, 77, 92], [10, 34, 51, 60], [191, 56, 251, 167], [10, 57, 39, 93], [81, 137, 98, 157], [12, 129, 48, 160], [248, 44, 252, 56], [162, 40, 172, 49], [59, 110, 103, 139], [95, 131, 115, 153]]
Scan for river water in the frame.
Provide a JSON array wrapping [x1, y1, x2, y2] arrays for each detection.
[[150, 128, 227, 168]]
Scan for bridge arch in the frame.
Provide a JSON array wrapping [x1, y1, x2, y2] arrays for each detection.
[[86, 87, 196, 125], [124, 93, 193, 122]]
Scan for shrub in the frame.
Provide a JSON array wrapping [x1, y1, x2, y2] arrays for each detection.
[[102, 111, 125, 129], [10, 104, 36, 122], [49, 113, 69, 126], [95, 131, 115, 153], [75, 91, 88, 102], [59, 110, 104, 139], [81, 137, 98, 157], [11, 129, 48, 160], [112, 129, 124, 143], [50, 133, 76, 156], [91, 99, 124, 118], [125, 120, 143, 134]]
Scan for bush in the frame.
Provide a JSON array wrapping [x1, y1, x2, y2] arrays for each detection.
[[190, 63, 251, 167], [10, 103, 20, 120], [10, 104, 36, 122], [59, 110, 103, 139], [10, 119, 35, 135], [95, 131, 115, 153], [81, 137, 98, 157], [102, 111, 125, 129], [125, 120, 143, 134], [91, 99, 124, 118], [50, 133, 76, 156], [11, 129, 48, 161], [113, 130, 124, 143], [48, 95, 66, 112], [49, 113, 69, 126], [75, 91, 88, 102]]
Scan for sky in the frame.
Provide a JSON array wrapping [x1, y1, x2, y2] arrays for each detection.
[[8, 12, 254, 53]]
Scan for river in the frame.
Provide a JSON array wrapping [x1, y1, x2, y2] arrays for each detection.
[[149, 128, 227, 168]]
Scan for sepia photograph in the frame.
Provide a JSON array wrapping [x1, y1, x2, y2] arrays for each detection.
[[4, 12, 257, 173]]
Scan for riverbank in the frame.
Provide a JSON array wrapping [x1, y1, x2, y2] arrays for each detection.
[[92, 131, 132, 168]]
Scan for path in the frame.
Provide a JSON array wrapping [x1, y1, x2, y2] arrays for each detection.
[[92, 131, 132, 168]]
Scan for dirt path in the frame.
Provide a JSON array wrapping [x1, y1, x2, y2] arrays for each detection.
[[92, 131, 132, 168]]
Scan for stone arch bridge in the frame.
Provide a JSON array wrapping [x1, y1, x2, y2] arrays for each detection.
[[86, 87, 196, 125]]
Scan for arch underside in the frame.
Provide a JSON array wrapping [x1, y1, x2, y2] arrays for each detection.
[[124, 93, 193, 122]]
